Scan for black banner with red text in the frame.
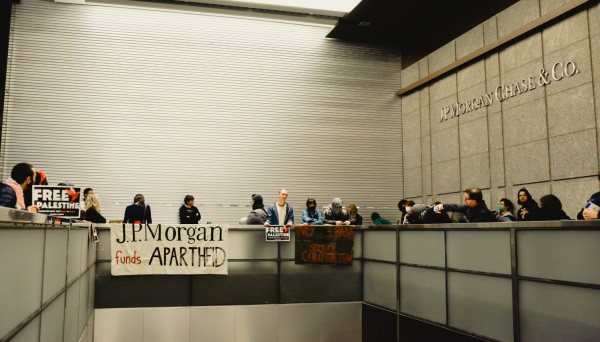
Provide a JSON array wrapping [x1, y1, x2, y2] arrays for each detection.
[[294, 225, 354, 265]]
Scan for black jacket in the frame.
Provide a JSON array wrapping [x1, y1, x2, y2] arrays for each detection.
[[85, 207, 107, 224], [179, 205, 201, 224], [443, 201, 496, 223], [516, 200, 542, 221]]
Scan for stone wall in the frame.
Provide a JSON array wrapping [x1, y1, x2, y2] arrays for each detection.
[[401, 0, 600, 217]]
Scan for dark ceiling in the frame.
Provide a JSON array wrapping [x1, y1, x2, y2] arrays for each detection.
[[327, 0, 518, 69]]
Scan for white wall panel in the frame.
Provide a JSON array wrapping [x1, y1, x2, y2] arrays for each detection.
[[5, 0, 403, 224]]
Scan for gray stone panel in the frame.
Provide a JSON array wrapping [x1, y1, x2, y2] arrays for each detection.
[[423, 164, 432, 196], [552, 176, 600, 218], [456, 25, 484, 59], [435, 192, 463, 206], [511, 182, 551, 205], [421, 106, 431, 134], [430, 74, 457, 103], [429, 42, 456, 74], [432, 126, 460, 163], [404, 167, 423, 198], [488, 112, 504, 151], [497, 0, 540, 38], [593, 34, 600, 164], [542, 11, 589, 55], [402, 92, 420, 115], [420, 87, 430, 108], [547, 83, 595, 138], [457, 82, 488, 124], [491, 149, 506, 188], [422, 135, 431, 166], [402, 63, 420, 88], [544, 39, 593, 96], [419, 58, 429, 79], [460, 152, 491, 190], [541, 0, 573, 15], [433, 159, 461, 195], [486, 76, 502, 114], [483, 17, 498, 45], [499, 57, 546, 110], [590, 3, 600, 37], [506, 139, 550, 185], [431, 94, 458, 133], [457, 60, 485, 91], [503, 98, 548, 148], [459, 117, 489, 157], [549, 128, 598, 180], [403, 138, 422, 170], [485, 53, 500, 79], [403, 110, 421, 141], [490, 188, 507, 208], [499, 33, 542, 73]]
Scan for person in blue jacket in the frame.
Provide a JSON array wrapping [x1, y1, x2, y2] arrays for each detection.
[[264, 189, 294, 227], [302, 197, 323, 225]]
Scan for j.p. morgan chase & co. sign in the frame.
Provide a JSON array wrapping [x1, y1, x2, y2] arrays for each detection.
[[439, 60, 580, 122]]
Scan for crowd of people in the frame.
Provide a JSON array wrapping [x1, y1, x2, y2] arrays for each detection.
[[1, 163, 599, 225], [396, 170, 600, 223]]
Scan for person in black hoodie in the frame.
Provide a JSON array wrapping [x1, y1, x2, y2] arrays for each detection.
[[539, 194, 570, 220], [179, 194, 201, 224], [516, 188, 541, 221], [245, 194, 268, 225], [435, 187, 496, 222]]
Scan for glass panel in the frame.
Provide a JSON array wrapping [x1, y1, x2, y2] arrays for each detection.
[[400, 266, 446, 324], [88, 266, 95, 319], [228, 229, 277, 260], [447, 231, 511, 274], [399, 231, 445, 267], [0, 230, 45, 338], [43, 230, 68, 303], [67, 230, 84, 283], [190, 306, 235, 342], [363, 230, 396, 262], [448, 272, 513, 342], [40, 294, 65, 342], [97, 228, 112, 261], [363, 261, 397, 310], [354, 230, 362, 259], [520, 280, 600, 341], [64, 280, 80, 342], [281, 261, 361, 303], [280, 231, 296, 259], [518, 230, 600, 284], [94, 308, 144, 342], [143, 307, 191, 342], [78, 270, 90, 338], [11, 316, 40, 342], [320, 302, 362, 342], [235, 305, 279, 342], [228, 260, 277, 274]]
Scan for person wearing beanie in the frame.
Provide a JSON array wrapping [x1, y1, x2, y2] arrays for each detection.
[[302, 197, 324, 225], [245, 194, 268, 225], [179, 194, 201, 224], [323, 197, 354, 225]]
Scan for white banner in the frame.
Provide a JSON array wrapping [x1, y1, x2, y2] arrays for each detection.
[[111, 223, 228, 276]]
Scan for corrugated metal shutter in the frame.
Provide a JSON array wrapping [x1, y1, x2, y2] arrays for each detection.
[[4, 0, 403, 224]]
